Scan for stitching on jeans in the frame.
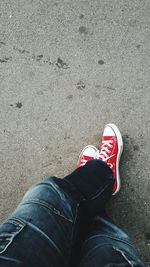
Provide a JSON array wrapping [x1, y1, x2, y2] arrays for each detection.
[[63, 178, 86, 201], [89, 183, 110, 201], [84, 234, 133, 247], [43, 180, 68, 201], [26, 221, 64, 260], [113, 247, 135, 267], [0, 236, 14, 254], [0, 234, 12, 237], [82, 244, 136, 266], [0, 219, 26, 255], [68, 203, 80, 264], [21, 199, 73, 223], [82, 243, 110, 259], [8, 218, 26, 228]]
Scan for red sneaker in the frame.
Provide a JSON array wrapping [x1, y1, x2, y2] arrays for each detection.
[[77, 145, 98, 168], [98, 124, 123, 195]]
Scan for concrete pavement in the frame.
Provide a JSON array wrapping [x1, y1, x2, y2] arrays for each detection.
[[0, 0, 150, 265]]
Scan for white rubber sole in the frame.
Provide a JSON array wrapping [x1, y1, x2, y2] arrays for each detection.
[[105, 124, 123, 195]]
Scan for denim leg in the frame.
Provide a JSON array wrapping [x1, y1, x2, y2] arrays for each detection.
[[0, 177, 79, 267], [0, 160, 114, 267], [63, 160, 114, 217], [78, 214, 145, 267]]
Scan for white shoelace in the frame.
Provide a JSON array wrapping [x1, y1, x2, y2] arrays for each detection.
[[98, 140, 113, 161], [79, 140, 114, 167]]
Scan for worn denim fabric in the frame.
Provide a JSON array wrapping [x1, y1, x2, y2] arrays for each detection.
[[0, 160, 145, 267], [77, 214, 145, 267]]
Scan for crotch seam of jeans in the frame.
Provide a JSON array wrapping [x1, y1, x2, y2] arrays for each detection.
[[20, 199, 73, 223], [83, 182, 111, 201], [83, 234, 133, 247]]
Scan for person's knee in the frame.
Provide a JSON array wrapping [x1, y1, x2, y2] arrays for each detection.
[[21, 177, 57, 203]]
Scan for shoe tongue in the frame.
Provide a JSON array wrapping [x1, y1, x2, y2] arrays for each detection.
[[102, 136, 114, 141], [103, 126, 115, 136], [83, 147, 96, 158]]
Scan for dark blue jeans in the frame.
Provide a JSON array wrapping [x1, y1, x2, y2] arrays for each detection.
[[0, 160, 145, 267]]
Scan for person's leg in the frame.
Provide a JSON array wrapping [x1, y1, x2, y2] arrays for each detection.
[[77, 124, 145, 267], [0, 176, 77, 267], [78, 212, 145, 267], [0, 158, 113, 267]]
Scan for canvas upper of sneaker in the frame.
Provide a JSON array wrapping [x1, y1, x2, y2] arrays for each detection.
[[77, 146, 98, 168], [77, 124, 123, 195], [98, 124, 123, 195]]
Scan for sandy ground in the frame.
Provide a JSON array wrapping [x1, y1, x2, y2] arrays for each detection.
[[0, 0, 150, 265]]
